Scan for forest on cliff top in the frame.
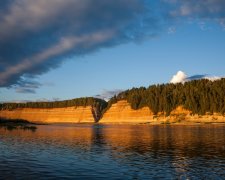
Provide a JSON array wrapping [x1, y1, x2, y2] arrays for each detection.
[[1, 79, 225, 116], [105, 78, 225, 116]]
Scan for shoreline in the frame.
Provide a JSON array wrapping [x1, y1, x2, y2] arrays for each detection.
[[1, 101, 225, 125], [1, 117, 225, 126], [98, 122, 225, 126], [22, 121, 225, 126]]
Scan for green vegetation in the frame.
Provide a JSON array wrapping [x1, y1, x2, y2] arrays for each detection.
[[0, 97, 107, 122], [0, 97, 107, 111], [105, 79, 225, 116], [1, 79, 225, 117]]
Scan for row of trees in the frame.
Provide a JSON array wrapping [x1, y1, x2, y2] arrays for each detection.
[[0, 97, 107, 113], [1, 79, 225, 116], [105, 79, 225, 116]]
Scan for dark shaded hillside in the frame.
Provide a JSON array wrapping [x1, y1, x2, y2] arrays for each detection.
[[104, 79, 225, 116]]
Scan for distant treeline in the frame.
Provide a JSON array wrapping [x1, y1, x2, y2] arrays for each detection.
[[0, 97, 107, 113], [1, 79, 225, 116], [104, 79, 225, 116]]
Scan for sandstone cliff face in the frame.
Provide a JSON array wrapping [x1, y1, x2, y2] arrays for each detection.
[[0, 106, 95, 123], [101, 101, 225, 124], [168, 106, 225, 123], [100, 100, 154, 123], [170, 106, 192, 116], [1, 101, 225, 124]]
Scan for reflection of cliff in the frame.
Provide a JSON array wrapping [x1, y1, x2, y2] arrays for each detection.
[[1, 125, 224, 179], [0, 107, 95, 123], [1, 125, 224, 168], [102, 125, 225, 160]]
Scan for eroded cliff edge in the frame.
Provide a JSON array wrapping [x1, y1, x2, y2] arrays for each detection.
[[0, 97, 106, 124], [0, 107, 96, 123], [100, 100, 225, 124], [100, 100, 154, 123], [1, 79, 225, 124], [1, 100, 225, 124]]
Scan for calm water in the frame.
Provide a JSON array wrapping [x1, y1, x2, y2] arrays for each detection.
[[0, 124, 225, 179]]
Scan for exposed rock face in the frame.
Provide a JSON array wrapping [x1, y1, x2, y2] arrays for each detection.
[[170, 106, 192, 116], [101, 101, 225, 124], [0, 106, 95, 123], [91, 106, 102, 122], [100, 100, 154, 123], [1, 101, 225, 124], [168, 106, 225, 123]]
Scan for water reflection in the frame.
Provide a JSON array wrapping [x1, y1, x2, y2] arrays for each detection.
[[0, 124, 37, 132], [0, 124, 225, 179], [91, 125, 106, 147]]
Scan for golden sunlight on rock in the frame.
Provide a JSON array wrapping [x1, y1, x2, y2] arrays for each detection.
[[0, 106, 95, 123], [100, 100, 154, 123]]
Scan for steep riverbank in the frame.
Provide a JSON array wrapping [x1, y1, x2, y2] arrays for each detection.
[[100, 101, 225, 124], [1, 100, 225, 124], [100, 100, 154, 123], [1, 79, 225, 124], [0, 106, 96, 123]]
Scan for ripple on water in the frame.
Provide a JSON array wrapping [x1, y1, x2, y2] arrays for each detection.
[[0, 124, 225, 179]]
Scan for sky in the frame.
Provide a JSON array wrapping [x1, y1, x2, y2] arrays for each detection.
[[0, 0, 225, 102]]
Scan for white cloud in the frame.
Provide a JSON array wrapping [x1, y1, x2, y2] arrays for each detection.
[[170, 71, 223, 84], [204, 76, 221, 81], [170, 71, 187, 83]]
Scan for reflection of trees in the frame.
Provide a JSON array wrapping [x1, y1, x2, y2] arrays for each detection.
[[90, 124, 106, 153]]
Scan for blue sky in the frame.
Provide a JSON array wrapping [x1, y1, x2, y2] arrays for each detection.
[[0, 0, 225, 102]]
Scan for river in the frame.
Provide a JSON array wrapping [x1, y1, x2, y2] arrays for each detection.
[[0, 124, 225, 179]]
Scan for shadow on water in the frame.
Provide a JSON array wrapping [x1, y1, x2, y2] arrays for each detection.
[[0, 118, 37, 132], [0, 125, 37, 132]]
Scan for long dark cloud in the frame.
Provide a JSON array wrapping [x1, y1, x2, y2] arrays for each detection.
[[0, 0, 156, 88], [9, 77, 54, 94], [0, 0, 225, 93], [14, 80, 42, 94]]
